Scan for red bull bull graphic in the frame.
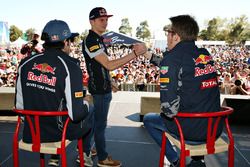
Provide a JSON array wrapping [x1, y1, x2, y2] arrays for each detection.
[[32, 63, 56, 75], [194, 54, 213, 65]]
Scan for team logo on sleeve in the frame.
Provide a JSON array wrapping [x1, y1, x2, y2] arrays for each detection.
[[159, 78, 170, 83], [75, 91, 83, 98], [160, 66, 169, 74], [89, 45, 100, 52]]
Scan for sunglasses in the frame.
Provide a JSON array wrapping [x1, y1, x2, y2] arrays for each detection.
[[165, 29, 176, 36]]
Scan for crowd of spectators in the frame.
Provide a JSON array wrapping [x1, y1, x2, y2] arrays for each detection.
[[1, 43, 249, 95], [205, 45, 250, 95]]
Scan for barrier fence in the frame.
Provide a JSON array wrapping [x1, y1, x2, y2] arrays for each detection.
[[120, 83, 160, 92]]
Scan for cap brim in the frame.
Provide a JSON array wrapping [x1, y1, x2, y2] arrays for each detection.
[[70, 33, 79, 39], [106, 15, 113, 18], [90, 15, 113, 20]]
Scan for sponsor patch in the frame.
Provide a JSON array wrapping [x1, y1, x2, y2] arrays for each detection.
[[75, 91, 83, 98], [89, 45, 100, 52], [159, 78, 170, 83], [200, 78, 218, 90], [160, 66, 169, 74]]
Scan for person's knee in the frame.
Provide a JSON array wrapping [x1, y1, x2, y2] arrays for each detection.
[[143, 113, 157, 128], [143, 113, 156, 123]]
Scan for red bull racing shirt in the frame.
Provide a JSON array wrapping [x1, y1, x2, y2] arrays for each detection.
[[82, 30, 112, 95], [155, 41, 221, 141], [15, 48, 89, 142]]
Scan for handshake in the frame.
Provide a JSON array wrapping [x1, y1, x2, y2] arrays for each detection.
[[132, 43, 152, 59]]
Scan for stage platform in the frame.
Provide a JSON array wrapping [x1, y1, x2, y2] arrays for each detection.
[[0, 91, 250, 167]]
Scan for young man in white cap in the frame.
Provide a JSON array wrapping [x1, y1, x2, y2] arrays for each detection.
[[82, 7, 147, 167]]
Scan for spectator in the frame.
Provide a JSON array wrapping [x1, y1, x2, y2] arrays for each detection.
[[20, 32, 43, 57], [220, 72, 234, 94], [135, 72, 146, 91]]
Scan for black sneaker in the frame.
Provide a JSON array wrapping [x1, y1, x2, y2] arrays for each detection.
[[48, 155, 60, 167], [187, 159, 206, 167]]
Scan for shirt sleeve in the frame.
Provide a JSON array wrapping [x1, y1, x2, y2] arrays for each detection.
[[64, 59, 89, 123], [83, 35, 105, 59], [159, 56, 181, 118]]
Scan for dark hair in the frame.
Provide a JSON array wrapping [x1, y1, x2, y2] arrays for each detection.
[[169, 15, 199, 41], [42, 38, 73, 49], [43, 41, 65, 49]]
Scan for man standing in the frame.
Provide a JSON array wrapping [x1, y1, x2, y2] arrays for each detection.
[[82, 7, 147, 167], [15, 19, 93, 167], [143, 15, 220, 167]]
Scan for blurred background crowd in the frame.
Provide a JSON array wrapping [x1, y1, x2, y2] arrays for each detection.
[[0, 41, 249, 95]]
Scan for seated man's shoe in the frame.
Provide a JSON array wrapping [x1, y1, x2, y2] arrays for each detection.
[[76, 152, 93, 167], [187, 159, 206, 167], [97, 155, 121, 167], [90, 148, 97, 156], [48, 155, 60, 167]]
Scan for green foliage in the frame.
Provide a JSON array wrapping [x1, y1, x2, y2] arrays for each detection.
[[80, 29, 89, 40], [199, 15, 250, 44], [118, 18, 132, 36], [9, 25, 23, 42], [136, 21, 151, 41], [25, 28, 36, 41]]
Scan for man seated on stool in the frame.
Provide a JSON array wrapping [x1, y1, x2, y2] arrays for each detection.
[[15, 19, 94, 167], [143, 15, 221, 167]]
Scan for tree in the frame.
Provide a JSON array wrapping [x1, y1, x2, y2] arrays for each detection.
[[136, 21, 151, 41], [199, 16, 250, 44], [80, 29, 89, 40], [9, 25, 23, 42], [227, 15, 250, 44], [25, 28, 36, 41], [198, 17, 227, 40], [118, 18, 132, 36]]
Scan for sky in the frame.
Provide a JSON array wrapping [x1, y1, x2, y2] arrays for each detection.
[[1, 0, 249, 39]]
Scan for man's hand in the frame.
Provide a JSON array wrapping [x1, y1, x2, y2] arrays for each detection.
[[143, 51, 153, 60], [84, 95, 93, 104], [133, 43, 147, 56]]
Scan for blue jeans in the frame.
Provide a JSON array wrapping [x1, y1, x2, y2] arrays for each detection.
[[92, 92, 112, 160], [83, 105, 94, 156], [143, 113, 205, 163], [143, 113, 179, 163]]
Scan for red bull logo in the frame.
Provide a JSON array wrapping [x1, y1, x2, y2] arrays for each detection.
[[27, 72, 57, 86], [194, 54, 212, 65], [32, 63, 56, 75]]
